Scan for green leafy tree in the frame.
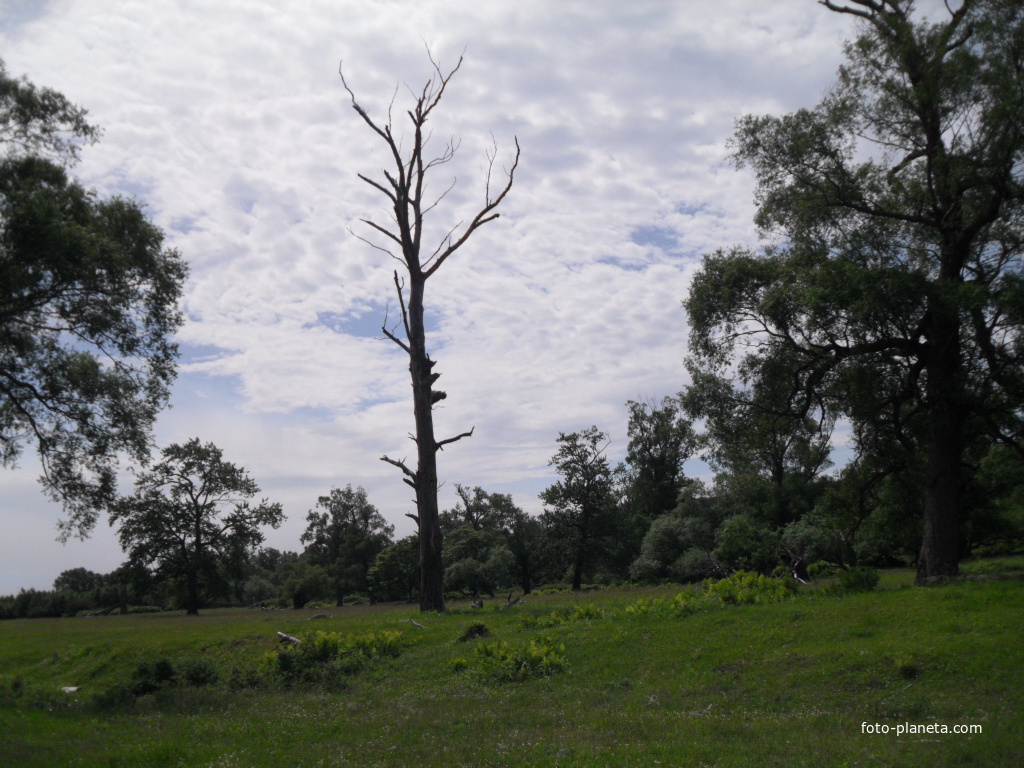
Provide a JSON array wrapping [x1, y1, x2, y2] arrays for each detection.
[[300, 485, 394, 605], [0, 60, 187, 539], [630, 514, 719, 583], [52, 567, 103, 594], [713, 514, 781, 575], [620, 398, 696, 521], [613, 398, 697, 571], [443, 525, 516, 597], [540, 427, 616, 591], [686, 0, 1024, 581], [282, 558, 333, 609], [109, 439, 284, 615], [682, 370, 834, 492], [368, 535, 420, 603], [439, 484, 520, 596], [971, 443, 1024, 552], [498, 502, 543, 595]]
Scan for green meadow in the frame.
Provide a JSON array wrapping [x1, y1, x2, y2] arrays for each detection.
[[2, 562, 1022, 768]]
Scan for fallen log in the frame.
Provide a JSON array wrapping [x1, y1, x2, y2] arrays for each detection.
[[499, 592, 524, 611], [276, 631, 301, 644]]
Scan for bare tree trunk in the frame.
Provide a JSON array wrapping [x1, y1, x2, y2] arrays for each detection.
[[408, 271, 446, 611], [341, 55, 519, 612]]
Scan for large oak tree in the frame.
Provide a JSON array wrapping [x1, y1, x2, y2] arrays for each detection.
[[540, 427, 616, 591], [685, 0, 1024, 582], [110, 439, 284, 615], [0, 60, 186, 539], [301, 485, 394, 605]]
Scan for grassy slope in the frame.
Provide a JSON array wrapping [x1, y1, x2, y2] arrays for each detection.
[[1, 563, 1022, 768]]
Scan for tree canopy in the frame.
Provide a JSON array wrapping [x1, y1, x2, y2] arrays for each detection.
[[301, 485, 394, 605], [0, 59, 187, 539], [540, 427, 616, 591], [685, 0, 1024, 581], [110, 439, 284, 615]]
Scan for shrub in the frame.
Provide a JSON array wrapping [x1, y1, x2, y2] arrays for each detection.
[[807, 561, 841, 580], [570, 603, 605, 621], [713, 515, 782, 575], [531, 609, 569, 628], [131, 657, 176, 695], [472, 638, 565, 682], [526, 603, 605, 629], [227, 665, 266, 691], [672, 547, 718, 581], [630, 515, 691, 582], [670, 590, 704, 616], [180, 659, 219, 687], [458, 622, 490, 642], [838, 566, 879, 592], [268, 630, 405, 684], [705, 571, 796, 606], [624, 596, 667, 618], [126, 605, 164, 614], [532, 586, 571, 595], [91, 682, 137, 710], [349, 630, 403, 659]]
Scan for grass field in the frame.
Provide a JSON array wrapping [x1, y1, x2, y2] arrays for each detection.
[[1, 560, 1022, 767]]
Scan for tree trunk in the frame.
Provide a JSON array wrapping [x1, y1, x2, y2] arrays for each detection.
[[183, 538, 200, 615], [519, 556, 533, 595], [572, 526, 586, 592], [917, 290, 964, 583], [185, 569, 200, 615], [408, 272, 447, 612], [344, 58, 517, 614]]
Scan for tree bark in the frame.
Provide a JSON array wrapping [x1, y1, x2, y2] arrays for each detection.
[[917, 289, 964, 582], [185, 568, 200, 615], [572, 525, 587, 592], [408, 271, 446, 611]]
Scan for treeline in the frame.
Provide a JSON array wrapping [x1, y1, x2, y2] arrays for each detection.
[[5, 393, 1022, 619]]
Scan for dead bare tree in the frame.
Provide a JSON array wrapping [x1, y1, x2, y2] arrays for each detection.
[[340, 53, 520, 612]]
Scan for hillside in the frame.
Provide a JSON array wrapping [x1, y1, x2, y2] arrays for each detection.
[[1, 563, 1022, 768]]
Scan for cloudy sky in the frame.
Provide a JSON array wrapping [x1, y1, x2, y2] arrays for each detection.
[[0, 0, 880, 595]]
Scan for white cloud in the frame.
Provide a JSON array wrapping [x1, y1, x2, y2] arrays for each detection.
[[0, 0, 861, 593]]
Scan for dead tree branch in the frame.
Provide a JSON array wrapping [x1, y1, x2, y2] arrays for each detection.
[[342, 52, 519, 612]]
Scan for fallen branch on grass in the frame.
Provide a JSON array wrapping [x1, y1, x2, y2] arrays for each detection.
[[498, 592, 525, 611]]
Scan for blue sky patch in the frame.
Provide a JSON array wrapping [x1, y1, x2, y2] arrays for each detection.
[[630, 224, 682, 254]]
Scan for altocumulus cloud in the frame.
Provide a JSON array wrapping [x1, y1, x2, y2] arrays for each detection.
[[0, 0, 857, 593]]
